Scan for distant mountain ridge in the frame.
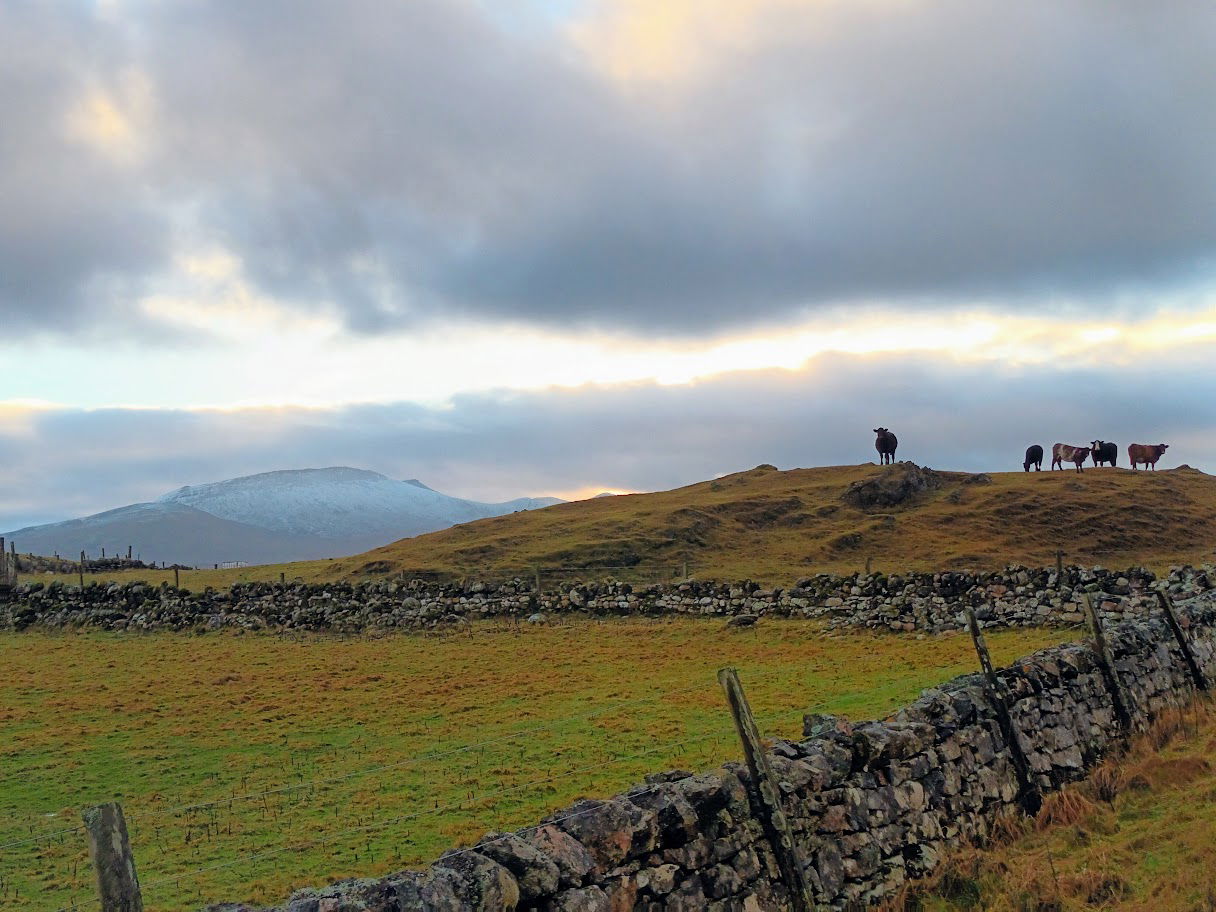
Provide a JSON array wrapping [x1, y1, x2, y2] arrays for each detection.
[[4, 467, 562, 567]]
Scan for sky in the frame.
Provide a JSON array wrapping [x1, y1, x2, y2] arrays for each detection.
[[2, 0, 1216, 530]]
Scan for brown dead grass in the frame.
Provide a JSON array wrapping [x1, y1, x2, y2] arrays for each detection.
[[885, 699, 1216, 912]]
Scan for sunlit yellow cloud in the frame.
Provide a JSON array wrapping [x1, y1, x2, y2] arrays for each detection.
[[572, 0, 808, 85], [7, 300, 1216, 414], [64, 68, 154, 164]]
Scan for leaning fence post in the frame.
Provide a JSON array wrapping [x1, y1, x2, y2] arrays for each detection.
[[717, 668, 814, 911], [82, 802, 143, 912], [963, 608, 1041, 815], [1155, 590, 1209, 692], [1081, 593, 1134, 729]]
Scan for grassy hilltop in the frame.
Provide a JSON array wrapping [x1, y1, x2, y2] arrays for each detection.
[[25, 462, 1216, 590]]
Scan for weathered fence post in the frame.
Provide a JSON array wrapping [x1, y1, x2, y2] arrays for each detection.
[[79, 550, 86, 590], [0, 537, 11, 591], [682, 559, 689, 580], [963, 608, 1041, 814], [533, 566, 542, 595], [1155, 590, 1209, 692], [82, 802, 143, 912], [127, 545, 132, 560], [717, 668, 815, 911], [864, 555, 872, 575], [1055, 550, 1063, 584], [174, 567, 180, 588], [1081, 593, 1134, 729]]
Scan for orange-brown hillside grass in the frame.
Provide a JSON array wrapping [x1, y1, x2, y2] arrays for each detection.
[[0, 619, 1070, 912], [25, 462, 1216, 591], [883, 699, 1216, 912]]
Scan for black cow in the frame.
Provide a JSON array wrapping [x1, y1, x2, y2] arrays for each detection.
[[873, 428, 898, 465], [1023, 445, 1043, 472], [1090, 440, 1118, 467]]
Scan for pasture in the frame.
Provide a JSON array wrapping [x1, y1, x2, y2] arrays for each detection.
[[0, 619, 1072, 910]]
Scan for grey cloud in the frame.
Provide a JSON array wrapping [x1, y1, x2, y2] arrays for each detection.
[[4, 1, 1216, 338], [2, 352, 1212, 531], [0, 2, 167, 332]]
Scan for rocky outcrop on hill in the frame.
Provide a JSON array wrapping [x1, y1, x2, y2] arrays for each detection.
[[841, 463, 942, 509], [3, 564, 1214, 635]]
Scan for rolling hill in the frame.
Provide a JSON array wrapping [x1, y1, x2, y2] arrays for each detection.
[[323, 461, 1216, 582]]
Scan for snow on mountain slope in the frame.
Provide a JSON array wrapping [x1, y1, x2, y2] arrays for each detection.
[[157, 467, 561, 539], [4, 467, 562, 567], [1, 501, 350, 567]]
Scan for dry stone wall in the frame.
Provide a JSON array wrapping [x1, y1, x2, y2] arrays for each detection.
[[204, 597, 1216, 912], [3, 564, 1214, 634]]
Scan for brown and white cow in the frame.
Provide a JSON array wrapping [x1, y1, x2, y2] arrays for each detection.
[[1052, 443, 1092, 472], [1128, 443, 1169, 470]]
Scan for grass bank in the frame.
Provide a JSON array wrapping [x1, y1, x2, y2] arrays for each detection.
[[889, 700, 1216, 911]]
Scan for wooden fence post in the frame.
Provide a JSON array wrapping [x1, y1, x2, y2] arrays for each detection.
[[80, 551, 86, 590], [717, 668, 815, 911], [1081, 593, 1134, 729], [682, 559, 689, 580], [1055, 550, 1063, 584], [174, 567, 180, 588], [533, 566, 542, 595], [963, 608, 1041, 814], [1155, 590, 1209, 692], [82, 802, 143, 912], [864, 555, 872, 575]]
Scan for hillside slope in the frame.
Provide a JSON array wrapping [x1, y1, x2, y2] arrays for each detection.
[[327, 462, 1216, 582], [4, 467, 562, 568], [2, 502, 345, 567], [159, 467, 561, 539]]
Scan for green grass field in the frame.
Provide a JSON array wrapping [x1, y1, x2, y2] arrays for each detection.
[[0, 620, 1072, 910]]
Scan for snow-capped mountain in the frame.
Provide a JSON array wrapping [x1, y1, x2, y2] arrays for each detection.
[[4, 468, 562, 568]]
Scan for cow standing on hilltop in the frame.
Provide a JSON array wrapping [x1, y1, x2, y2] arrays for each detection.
[[1023, 445, 1043, 471], [1052, 443, 1091, 472], [873, 428, 898, 465], [1128, 443, 1169, 470], [1090, 441, 1117, 467]]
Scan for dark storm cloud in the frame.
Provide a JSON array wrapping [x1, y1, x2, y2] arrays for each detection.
[[2, 352, 1212, 530], [3, 0, 1216, 337]]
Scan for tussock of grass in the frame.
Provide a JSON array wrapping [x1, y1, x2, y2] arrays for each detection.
[[25, 462, 1216, 591], [1035, 791, 1099, 831]]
